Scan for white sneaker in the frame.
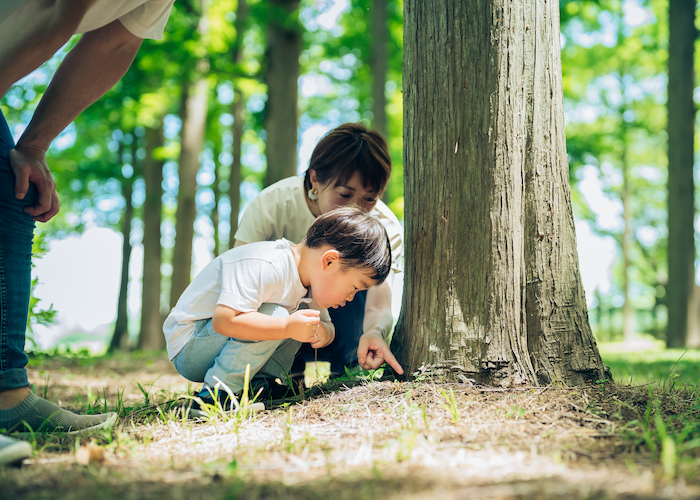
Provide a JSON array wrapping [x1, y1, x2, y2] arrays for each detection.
[[0, 434, 32, 466]]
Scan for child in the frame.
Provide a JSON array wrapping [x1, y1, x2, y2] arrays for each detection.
[[164, 206, 392, 415]]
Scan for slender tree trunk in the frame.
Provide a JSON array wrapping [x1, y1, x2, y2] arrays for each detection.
[[264, 0, 300, 187], [137, 124, 165, 350], [620, 126, 635, 342], [371, 0, 388, 140], [667, 0, 697, 348], [212, 141, 221, 257], [170, 1, 210, 307], [229, 0, 248, 246], [110, 145, 134, 351], [393, 0, 608, 386], [170, 73, 209, 308], [688, 284, 700, 347], [229, 91, 244, 245]]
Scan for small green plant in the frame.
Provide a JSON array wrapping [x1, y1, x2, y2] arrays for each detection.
[[421, 403, 430, 431], [439, 387, 460, 424], [182, 364, 263, 437], [395, 431, 418, 461], [503, 405, 526, 420], [283, 405, 294, 453], [136, 382, 151, 407], [620, 386, 700, 481]]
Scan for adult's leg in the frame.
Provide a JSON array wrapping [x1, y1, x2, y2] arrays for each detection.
[[0, 111, 116, 436], [293, 290, 367, 376], [0, 111, 36, 398]]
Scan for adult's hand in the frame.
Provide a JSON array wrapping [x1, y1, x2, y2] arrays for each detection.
[[8, 145, 59, 222], [357, 328, 404, 375]]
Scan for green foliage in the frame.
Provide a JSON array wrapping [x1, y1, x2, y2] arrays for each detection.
[[300, 0, 404, 212], [26, 232, 57, 348], [562, 0, 671, 339]]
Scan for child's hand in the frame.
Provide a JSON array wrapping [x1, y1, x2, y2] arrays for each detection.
[[309, 321, 334, 349], [285, 309, 321, 343]]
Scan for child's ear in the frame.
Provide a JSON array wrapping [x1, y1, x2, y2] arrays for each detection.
[[321, 249, 341, 270]]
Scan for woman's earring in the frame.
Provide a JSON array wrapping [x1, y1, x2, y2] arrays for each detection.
[[307, 187, 319, 201]]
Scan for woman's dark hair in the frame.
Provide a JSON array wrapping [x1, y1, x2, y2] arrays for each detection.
[[304, 206, 392, 284], [303, 123, 391, 194]]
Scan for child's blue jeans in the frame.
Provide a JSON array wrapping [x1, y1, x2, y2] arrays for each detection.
[[0, 111, 38, 392], [172, 303, 301, 394]]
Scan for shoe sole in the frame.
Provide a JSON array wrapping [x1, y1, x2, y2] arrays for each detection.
[[11, 412, 118, 439], [0, 439, 32, 466], [189, 402, 265, 419]]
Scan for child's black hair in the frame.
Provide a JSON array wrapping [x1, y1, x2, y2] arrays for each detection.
[[304, 206, 392, 284]]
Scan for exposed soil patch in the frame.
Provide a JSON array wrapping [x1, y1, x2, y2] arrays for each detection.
[[2, 354, 699, 499]]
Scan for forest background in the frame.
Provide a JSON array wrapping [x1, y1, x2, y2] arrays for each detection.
[[1, 0, 697, 356]]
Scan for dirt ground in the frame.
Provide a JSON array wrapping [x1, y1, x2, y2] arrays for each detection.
[[2, 353, 699, 500]]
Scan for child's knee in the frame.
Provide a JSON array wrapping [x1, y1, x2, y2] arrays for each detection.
[[257, 303, 289, 318]]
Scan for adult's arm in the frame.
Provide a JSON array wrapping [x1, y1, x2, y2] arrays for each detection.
[[0, 0, 98, 97], [357, 278, 404, 374], [362, 280, 394, 340], [10, 19, 143, 222]]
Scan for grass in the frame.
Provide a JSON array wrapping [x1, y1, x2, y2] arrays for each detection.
[[593, 339, 700, 481], [4, 346, 700, 498], [598, 338, 700, 387]]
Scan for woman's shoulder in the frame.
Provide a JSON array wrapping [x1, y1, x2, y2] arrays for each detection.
[[259, 175, 304, 198], [372, 200, 401, 226]]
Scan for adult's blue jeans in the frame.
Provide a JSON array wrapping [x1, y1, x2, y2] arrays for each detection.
[[292, 289, 367, 375], [0, 111, 38, 392]]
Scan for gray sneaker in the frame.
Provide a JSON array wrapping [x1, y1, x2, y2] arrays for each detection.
[[0, 434, 32, 466]]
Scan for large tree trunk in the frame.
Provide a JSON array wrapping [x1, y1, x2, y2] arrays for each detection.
[[393, 0, 608, 386], [229, 0, 247, 248], [666, 0, 697, 348], [137, 124, 165, 350], [371, 0, 388, 140], [169, 76, 209, 308], [109, 157, 134, 352], [263, 0, 300, 187]]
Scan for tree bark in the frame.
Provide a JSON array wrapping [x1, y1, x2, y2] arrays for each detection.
[[688, 283, 700, 348], [371, 0, 388, 140], [109, 156, 134, 352], [229, 90, 244, 245], [229, 0, 247, 248], [393, 0, 608, 386], [666, 0, 697, 348], [137, 124, 165, 350], [620, 117, 635, 342], [212, 140, 221, 257], [263, 0, 300, 187], [170, 1, 210, 308], [170, 74, 209, 308]]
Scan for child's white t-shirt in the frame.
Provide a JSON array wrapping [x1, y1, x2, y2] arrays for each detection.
[[1, 0, 175, 40], [163, 239, 329, 360]]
